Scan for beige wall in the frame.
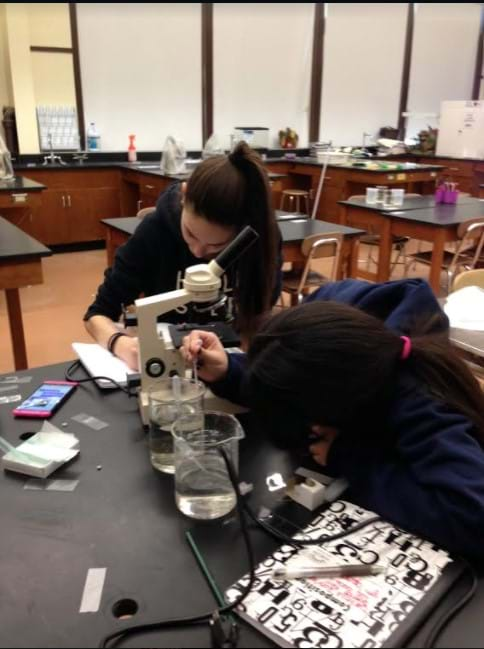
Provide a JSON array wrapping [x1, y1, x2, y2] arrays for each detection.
[[0, 4, 13, 139], [4, 2, 73, 153], [27, 3, 71, 48], [31, 51, 76, 106], [5, 3, 38, 152]]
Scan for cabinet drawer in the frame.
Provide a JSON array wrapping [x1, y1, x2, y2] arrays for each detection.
[[453, 178, 475, 195], [140, 182, 163, 201], [432, 159, 474, 177], [0, 191, 42, 209]]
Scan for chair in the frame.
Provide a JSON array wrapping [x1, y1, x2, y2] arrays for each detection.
[[280, 189, 310, 215], [348, 194, 421, 274], [281, 233, 343, 306], [452, 268, 484, 292], [137, 206, 156, 219], [407, 192, 473, 273], [405, 218, 484, 293]]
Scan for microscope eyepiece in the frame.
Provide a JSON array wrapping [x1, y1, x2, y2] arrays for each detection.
[[213, 226, 259, 272]]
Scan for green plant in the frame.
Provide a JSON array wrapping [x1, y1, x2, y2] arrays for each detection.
[[411, 126, 438, 154]]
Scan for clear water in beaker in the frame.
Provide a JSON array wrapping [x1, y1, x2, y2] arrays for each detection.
[[172, 411, 244, 519], [148, 378, 205, 474]]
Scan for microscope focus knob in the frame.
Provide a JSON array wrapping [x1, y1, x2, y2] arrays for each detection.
[[146, 358, 165, 378]]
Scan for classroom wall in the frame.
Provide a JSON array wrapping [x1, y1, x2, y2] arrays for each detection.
[[31, 52, 76, 107], [0, 4, 13, 140], [320, 3, 408, 147], [77, 3, 202, 152], [2, 2, 73, 153], [27, 2, 71, 48], [75, 2, 484, 151], [3, 3, 484, 153], [213, 3, 313, 151], [5, 4, 39, 153], [406, 3, 481, 139]]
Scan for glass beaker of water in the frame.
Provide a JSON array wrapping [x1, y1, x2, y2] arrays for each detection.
[[375, 185, 386, 204], [148, 378, 205, 474], [382, 187, 393, 208], [172, 411, 245, 520]]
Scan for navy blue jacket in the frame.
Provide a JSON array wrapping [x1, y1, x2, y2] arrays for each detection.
[[210, 279, 484, 560]]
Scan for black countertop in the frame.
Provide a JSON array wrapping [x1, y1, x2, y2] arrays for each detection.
[[407, 152, 484, 163], [102, 216, 365, 242], [339, 195, 480, 213], [0, 176, 46, 192], [388, 201, 484, 227], [13, 160, 287, 183], [279, 218, 364, 241], [1, 360, 482, 648], [102, 217, 139, 236], [287, 157, 444, 172], [0, 216, 51, 260], [13, 157, 443, 176]]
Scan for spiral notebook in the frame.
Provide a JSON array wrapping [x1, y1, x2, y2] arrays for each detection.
[[226, 501, 465, 648]]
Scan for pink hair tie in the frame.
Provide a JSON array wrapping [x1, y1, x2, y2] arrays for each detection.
[[400, 336, 412, 360]]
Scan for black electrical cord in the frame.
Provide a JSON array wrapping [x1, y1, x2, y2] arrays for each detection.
[[99, 443, 477, 649], [423, 561, 478, 649], [99, 447, 256, 649], [100, 446, 387, 648], [65, 360, 132, 395]]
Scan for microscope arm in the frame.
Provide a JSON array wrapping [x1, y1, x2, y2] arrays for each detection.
[[135, 226, 259, 423]]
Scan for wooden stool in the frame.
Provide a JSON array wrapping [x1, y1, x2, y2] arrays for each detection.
[[280, 189, 310, 215]]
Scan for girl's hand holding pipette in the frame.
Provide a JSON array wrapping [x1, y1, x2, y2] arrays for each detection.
[[181, 330, 229, 383]]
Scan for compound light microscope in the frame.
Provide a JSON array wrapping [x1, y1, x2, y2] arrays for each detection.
[[135, 226, 258, 425]]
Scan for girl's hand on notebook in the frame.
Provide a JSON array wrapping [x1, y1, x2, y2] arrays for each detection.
[[114, 336, 140, 371], [308, 425, 339, 466]]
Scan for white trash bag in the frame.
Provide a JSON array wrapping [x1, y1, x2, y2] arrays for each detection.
[[160, 136, 186, 174], [0, 135, 14, 180], [202, 134, 224, 159]]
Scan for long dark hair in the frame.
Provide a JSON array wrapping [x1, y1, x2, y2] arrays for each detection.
[[245, 301, 484, 449], [185, 141, 278, 336]]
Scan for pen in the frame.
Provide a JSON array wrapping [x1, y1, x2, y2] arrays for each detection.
[[271, 564, 385, 580]]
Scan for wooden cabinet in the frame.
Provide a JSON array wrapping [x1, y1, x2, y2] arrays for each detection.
[[121, 171, 171, 215], [397, 155, 479, 195], [0, 191, 43, 239], [420, 157, 474, 194], [30, 189, 70, 244], [18, 169, 121, 245], [266, 161, 440, 223]]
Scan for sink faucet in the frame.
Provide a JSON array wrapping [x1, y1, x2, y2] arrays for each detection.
[[43, 133, 67, 165], [72, 152, 89, 165]]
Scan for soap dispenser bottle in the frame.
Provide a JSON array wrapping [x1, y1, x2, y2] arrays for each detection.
[[128, 134, 137, 162]]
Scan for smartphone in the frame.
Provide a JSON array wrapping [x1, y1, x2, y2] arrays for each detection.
[[12, 380, 77, 419]]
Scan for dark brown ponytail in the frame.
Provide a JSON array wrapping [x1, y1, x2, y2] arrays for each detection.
[[185, 142, 279, 336]]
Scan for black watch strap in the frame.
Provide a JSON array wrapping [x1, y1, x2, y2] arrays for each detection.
[[107, 332, 128, 355]]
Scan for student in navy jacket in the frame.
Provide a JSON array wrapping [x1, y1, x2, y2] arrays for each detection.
[[183, 279, 484, 560]]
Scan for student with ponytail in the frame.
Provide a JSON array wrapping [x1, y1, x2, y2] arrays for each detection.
[[84, 142, 281, 370], [183, 278, 484, 559]]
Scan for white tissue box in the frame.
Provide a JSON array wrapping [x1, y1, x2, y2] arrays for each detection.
[[1, 432, 80, 478]]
